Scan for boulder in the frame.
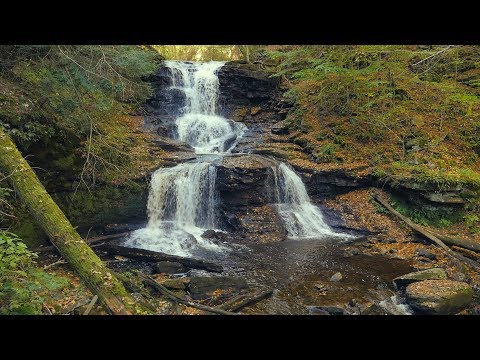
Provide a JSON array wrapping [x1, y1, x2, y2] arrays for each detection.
[[405, 280, 473, 314], [189, 276, 248, 300], [153, 261, 187, 274], [393, 268, 447, 290], [201, 230, 217, 239], [152, 137, 193, 153], [271, 121, 290, 135], [160, 278, 187, 291]]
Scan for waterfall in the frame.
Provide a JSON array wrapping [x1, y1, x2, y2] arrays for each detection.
[[127, 61, 242, 256], [165, 61, 245, 154], [272, 163, 340, 239], [129, 61, 345, 256], [126, 162, 220, 256]]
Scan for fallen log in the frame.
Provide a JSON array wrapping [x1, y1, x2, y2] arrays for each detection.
[[218, 288, 273, 312], [100, 243, 223, 273], [136, 271, 237, 315], [33, 232, 130, 253], [111, 271, 159, 313], [371, 192, 480, 271], [0, 128, 144, 315], [452, 245, 480, 261], [430, 233, 480, 253]]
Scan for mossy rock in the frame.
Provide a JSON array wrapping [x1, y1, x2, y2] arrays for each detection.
[[405, 280, 473, 314], [393, 268, 447, 290], [53, 183, 148, 235]]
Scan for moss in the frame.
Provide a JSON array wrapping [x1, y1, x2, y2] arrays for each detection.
[[10, 218, 48, 248], [389, 193, 464, 228], [53, 183, 148, 235]]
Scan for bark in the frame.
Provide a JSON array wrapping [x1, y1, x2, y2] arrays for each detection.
[[429, 232, 480, 253], [0, 128, 146, 315], [101, 243, 223, 273], [218, 288, 273, 312], [33, 232, 129, 253], [137, 271, 237, 315]]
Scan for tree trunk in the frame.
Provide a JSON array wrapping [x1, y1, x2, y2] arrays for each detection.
[[101, 243, 223, 273], [0, 128, 146, 315]]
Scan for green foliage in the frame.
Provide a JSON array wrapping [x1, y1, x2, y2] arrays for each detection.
[[464, 213, 480, 233], [314, 143, 340, 162], [267, 45, 480, 192], [0, 231, 37, 271], [0, 45, 160, 150], [0, 231, 69, 314], [0, 268, 70, 315], [389, 196, 463, 228]]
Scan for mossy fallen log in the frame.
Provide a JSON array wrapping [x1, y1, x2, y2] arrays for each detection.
[[0, 128, 147, 315]]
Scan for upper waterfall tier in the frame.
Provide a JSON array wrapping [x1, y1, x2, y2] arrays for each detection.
[[164, 61, 245, 154]]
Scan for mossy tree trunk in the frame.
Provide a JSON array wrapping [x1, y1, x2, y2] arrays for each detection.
[[0, 128, 147, 315]]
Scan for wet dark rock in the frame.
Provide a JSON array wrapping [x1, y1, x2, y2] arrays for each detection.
[[415, 248, 437, 260], [415, 249, 437, 260], [104, 223, 144, 234], [152, 136, 193, 152], [405, 280, 473, 314], [180, 234, 198, 250], [330, 272, 343, 282], [217, 62, 286, 123], [160, 278, 187, 291], [271, 120, 290, 135], [153, 261, 187, 274], [306, 306, 347, 315], [201, 230, 217, 239], [380, 238, 397, 244], [393, 268, 447, 290], [360, 302, 390, 315], [189, 276, 249, 300]]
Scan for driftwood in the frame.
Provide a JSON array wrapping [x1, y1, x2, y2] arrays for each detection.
[[429, 233, 480, 253], [372, 192, 480, 271], [452, 245, 480, 261], [33, 232, 130, 253], [218, 288, 273, 312], [110, 271, 159, 313], [100, 243, 223, 273], [136, 271, 237, 315], [83, 295, 98, 315]]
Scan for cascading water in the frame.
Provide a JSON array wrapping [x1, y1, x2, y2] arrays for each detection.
[[272, 163, 340, 239], [127, 61, 245, 256], [128, 60, 345, 256], [127, 163, 219, 256], [166, 61, 245, 154]]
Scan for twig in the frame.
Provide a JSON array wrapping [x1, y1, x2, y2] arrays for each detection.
[[83, 295, 98, 315], [43, 259, 67, 270], [411, 46, 454, 67], [43, 302, 53, 315], [63, 298, 91, 315], [217, 288, 273, 312], [136, 271, 237, 315]]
